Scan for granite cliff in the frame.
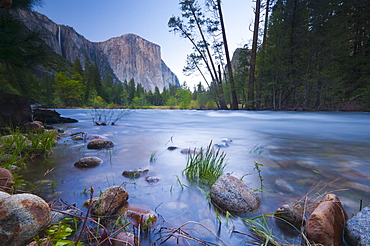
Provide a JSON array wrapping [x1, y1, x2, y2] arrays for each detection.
[[14, 8, 179, 92]]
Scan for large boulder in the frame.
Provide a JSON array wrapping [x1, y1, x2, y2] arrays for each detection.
[[345, 205, 370, 246], [0, 94, 32, 127], [0, 192, 51, 246], [306, 194, 347, 246], [89, 186, 129, 216], [210, 174, 260, 213], [32, 108, 78, 124]]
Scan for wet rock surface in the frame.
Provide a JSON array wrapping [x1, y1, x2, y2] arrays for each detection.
[[122, 168, 149, 178], [345, 205, 370, 246], [119, 204, 157, 229], [50, 209, 83, 225], [87, 138, 114, 149], [210, 174, 260, 213], [275, 204, 305, 229], [90, 186, 129, 216], [74, 157, 103, 168], [145, 176, 160, 184], [33, 108, 78, 124], [0, 192, 51, 246], [306, 193, 347, 246]]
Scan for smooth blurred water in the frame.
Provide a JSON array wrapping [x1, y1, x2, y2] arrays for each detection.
[[21, 109, 370, 245]]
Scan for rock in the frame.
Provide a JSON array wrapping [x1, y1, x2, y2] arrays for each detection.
[[90, 186, 129, 216], [32, 108, 78, 124], [74, 157, 103, 168], [0, 168, 14, 193], [119, 204, 157, 229], [167, 146, 177, 150], [86, 134, 107, 140], [180, 148, 197, 154], [26, 241, 52, 246], [345, 205, 370, 246], [145, 176, 160, 184], [50, 209, 82, 225], [275, 204, 305, 229], [221, 138, 232, 143], [0, 192, 51, 246], [0, 94, 32, 127], [306, 193, 347, 246], [21, 121, 45, 133], [87, 139, 114, 149], [112, 231, 136, 246], [122, 168, 149, 178], [210, 174, 260, 213], [214, 142, 229, 148]]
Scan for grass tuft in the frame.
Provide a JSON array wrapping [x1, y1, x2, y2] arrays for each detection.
[[183, 141, 227, 187]]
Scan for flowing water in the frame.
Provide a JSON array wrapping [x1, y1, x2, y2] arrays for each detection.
[[21, 109, 370, 245]]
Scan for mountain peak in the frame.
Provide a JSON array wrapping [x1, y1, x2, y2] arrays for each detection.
[[15, 8, 179, 92]]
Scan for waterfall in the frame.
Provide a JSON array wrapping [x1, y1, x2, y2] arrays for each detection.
[[57, 25, 61, 51]]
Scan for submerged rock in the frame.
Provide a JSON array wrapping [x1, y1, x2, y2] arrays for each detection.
[[145, 176, 160, 184], [122, 168, 149, 178], [74, 157, 103, 168], [0, 192, 51, 246], [345, 205, 370, 246], [112, 231, 136, 246], [87, 139, 114, 149], [210, 174, 260, 213], [119, 204, 157, 229], [180, 148, 197, 154], [275, 179, 295, 193], [214, 142, 229, 148], [306, 193, 347, 246]]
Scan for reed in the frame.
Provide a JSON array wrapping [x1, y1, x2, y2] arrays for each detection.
[[0, 128, 59, 168], [183, 141, 227, 187]]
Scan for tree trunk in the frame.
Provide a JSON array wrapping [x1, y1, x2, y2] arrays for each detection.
[[248, 0, 261, 109], [217, 0, 238, 110], [256, 0, 270, 109]]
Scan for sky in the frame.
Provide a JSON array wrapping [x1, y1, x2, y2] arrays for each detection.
[[34, 0, 255, 89]]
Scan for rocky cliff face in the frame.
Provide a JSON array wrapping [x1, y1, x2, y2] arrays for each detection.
[[14, 8, 179, 92]]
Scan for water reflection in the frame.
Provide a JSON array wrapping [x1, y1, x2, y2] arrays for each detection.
[[21, 109, 370, 245]]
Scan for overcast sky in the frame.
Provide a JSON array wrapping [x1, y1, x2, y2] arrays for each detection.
[[34, 0, 255, 89]]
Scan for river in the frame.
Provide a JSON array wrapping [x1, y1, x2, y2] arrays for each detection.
[[21, 109, 370, 245]]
